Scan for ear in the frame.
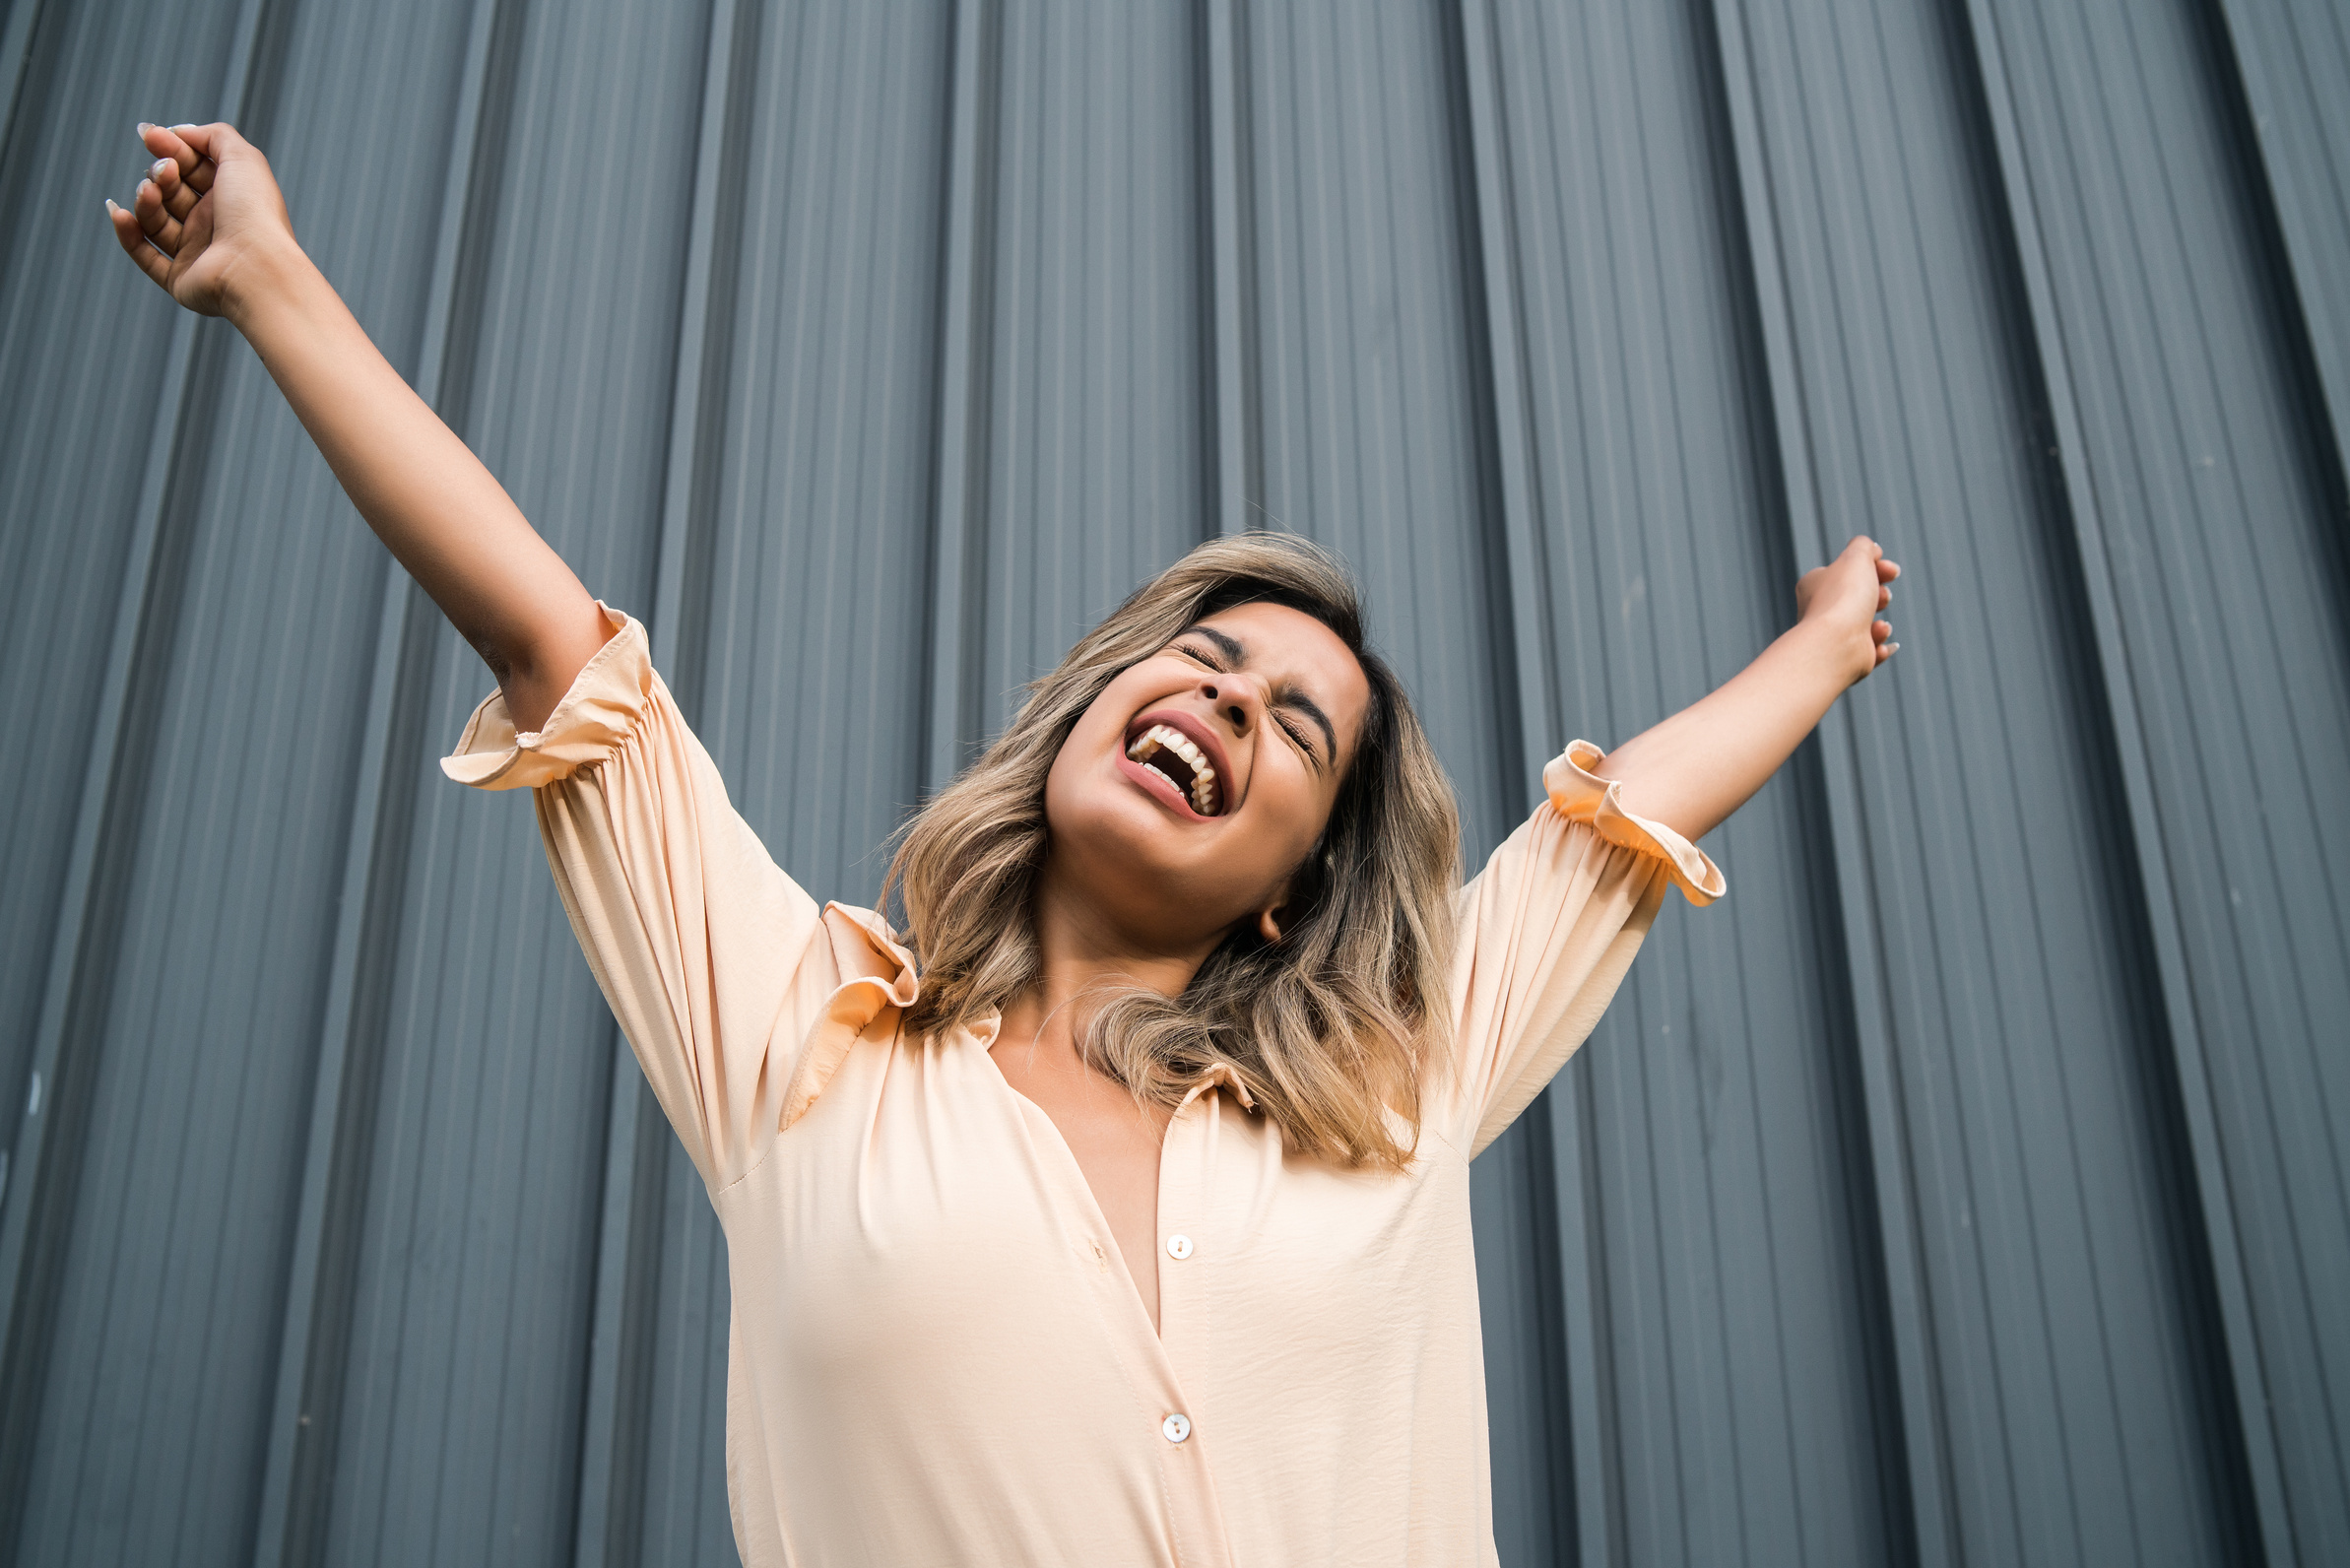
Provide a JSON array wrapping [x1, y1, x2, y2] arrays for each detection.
[[1254, 871, 1292, 943]]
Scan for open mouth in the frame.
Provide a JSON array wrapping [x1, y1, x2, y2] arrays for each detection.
[[1126, 723, 1224, 817]]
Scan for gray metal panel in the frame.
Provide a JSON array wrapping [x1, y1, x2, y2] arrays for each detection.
[[317, 1, 712, 1561], [0, 0, 244, 1225], [1729, 0, 2250, 1560], [4, 1, 476, 1558], [1979, 0, 2350, 1556], [969, 0, 1208, 739], [1477, 1, 1902, 1561], [2217, 0, 2350, 488]]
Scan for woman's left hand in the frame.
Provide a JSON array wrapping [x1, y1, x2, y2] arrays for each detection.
[[1795, 535, 1901, 686]]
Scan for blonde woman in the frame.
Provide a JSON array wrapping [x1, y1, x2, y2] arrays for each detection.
[[112, 123, 1899, 1567]]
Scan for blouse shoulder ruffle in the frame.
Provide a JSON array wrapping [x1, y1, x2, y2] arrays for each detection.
[[440, 603, 649, 791], [1543, 740, 1727, 906], [780, 902, 923, 1134]]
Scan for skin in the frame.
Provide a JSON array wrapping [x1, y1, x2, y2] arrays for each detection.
[[110, 122, 1899, 1336]]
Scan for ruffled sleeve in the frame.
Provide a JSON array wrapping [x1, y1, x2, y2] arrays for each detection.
[[443, 602, 920, 1190], [1440, 740, 1725, 1158]]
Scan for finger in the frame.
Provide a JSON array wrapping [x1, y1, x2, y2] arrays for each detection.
[[150, 155, 198, 223], [1877, 557, 1900, 581], [133, 175, 184, 253], [1877, 584, 1892, 611], [1873, 620, 1893, 643], [166, 122, 229, 193], [106, 198, 173, 290]]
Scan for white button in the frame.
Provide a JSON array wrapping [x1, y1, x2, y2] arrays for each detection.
[[1164, 1233, 1194, 1260], [1162, 1412, 1192, 1444]]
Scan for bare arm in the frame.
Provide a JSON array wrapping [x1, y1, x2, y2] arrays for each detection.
[[1594, 535, 1901, 841], [107, 121, 608, 731]]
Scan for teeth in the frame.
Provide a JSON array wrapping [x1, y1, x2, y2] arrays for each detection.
[[1126, 723, 1220, 816]]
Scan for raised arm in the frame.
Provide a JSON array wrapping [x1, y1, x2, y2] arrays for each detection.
[[1592, 535, 1900, 841], [106, 121, 608, 731]]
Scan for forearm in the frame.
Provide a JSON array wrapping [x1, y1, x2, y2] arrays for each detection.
[[226, 241, 607, 729], [1593, 620, 1859, 842]]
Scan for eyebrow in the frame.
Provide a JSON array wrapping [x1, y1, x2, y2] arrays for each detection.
[[1180, 623, 1340, 764]]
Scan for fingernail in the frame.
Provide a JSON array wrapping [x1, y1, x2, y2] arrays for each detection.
[[153, 159, 170, 177], [1888, 642, 1901, 654], [137, 121, 153, 135]]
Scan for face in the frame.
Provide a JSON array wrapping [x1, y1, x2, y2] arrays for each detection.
[[1041, 601, 1372, 955]]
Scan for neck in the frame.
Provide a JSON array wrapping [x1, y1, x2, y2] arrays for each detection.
[[1000, 862, 1220, 1063]]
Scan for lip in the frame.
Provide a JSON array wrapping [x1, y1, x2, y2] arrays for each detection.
[[1122, 707, 1237, 818]]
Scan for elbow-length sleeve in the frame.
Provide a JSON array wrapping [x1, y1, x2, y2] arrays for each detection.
[[441, 603, 917, 1192], [1441, 740, 1726, 1159]]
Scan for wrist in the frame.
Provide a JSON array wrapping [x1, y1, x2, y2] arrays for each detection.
[[221, 236, 321, 336], [1781, 614, 1872, 690]]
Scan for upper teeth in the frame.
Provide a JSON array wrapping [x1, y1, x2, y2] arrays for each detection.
[[1128, 724, 1219, 815]]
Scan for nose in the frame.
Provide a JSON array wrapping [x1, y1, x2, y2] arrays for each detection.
[[1198, 677, 1256, 737]]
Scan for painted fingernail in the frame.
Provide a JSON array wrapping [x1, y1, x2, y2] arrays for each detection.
[[1888, 642, 1901, 654], [137, 121, 153, 135], [154, 159, 170, 177]]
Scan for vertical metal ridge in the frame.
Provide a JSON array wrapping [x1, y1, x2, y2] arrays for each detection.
[[1700, 2, 1946, 1565], [924, 0, 1000, 793], [2207, 0, 2350, 543], [0, 0, 44, 168], [571, 0, 747, 1561], [247, 1, 514, 1561], [1950, 2, 2290, 1560], [1452, 2, 1597, 1562], [0, 0, 279, 1547], [1203, 0, 1251, 539]]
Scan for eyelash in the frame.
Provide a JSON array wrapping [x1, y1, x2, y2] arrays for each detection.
[[1173, 641, 1315, 757]]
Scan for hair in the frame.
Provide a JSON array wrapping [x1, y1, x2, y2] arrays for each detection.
[[884, 533, 1462, 1169]]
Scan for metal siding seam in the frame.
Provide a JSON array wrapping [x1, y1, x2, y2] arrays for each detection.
[[0, 0, 278, 1541], [924, 0, 998, 793], [244, 1, 508, 1561], [1699, 1, 1951, 1563], [571, 0, 741, 1561], [1452, 0, 1598, 1561], [2209, 0, 2350, 521], [1204, 0, 1250, 540], [1951, 2, 2293, 1561], [0, 0, 43, 165]]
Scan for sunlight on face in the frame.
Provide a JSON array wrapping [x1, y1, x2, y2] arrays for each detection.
[[1041, 601, 1372, 955]]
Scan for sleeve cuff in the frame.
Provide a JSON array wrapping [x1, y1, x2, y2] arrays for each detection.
[[1543, 740, 1727, 906], [440, 603, 649, 791]]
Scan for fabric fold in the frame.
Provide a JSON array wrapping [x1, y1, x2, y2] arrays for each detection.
[[1542, 740, 1727, 906], [778, 902, 924, 1134], [441, 602, 646, 791]]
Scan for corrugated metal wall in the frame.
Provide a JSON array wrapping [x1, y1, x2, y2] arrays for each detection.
[[0, 0, 2342, 1563]]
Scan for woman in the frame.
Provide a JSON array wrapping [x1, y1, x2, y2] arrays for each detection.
[[111, 123, 1898, 1566]]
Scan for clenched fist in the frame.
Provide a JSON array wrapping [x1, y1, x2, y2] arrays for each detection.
[[1795, 535, 1902, 686], [106, 121, 297, 319]]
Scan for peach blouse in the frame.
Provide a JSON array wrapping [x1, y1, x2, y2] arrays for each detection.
[[444, 606, 1722, 1568]]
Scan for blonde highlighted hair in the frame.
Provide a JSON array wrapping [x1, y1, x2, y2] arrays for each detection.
[[885, 534, 1461, 1169]]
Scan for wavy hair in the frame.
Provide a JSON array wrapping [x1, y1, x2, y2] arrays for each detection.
[[885, 533, 1461, 1169]]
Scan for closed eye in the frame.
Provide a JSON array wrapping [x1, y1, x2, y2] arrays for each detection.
[[1174, 638, 1320, 763]]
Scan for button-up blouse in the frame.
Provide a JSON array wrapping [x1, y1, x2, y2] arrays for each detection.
[[444, 606, 1723, 1568]]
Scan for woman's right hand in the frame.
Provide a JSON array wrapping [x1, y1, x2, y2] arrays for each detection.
[[106, 121, 296, 319]]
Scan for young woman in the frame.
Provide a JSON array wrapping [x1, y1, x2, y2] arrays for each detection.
[[112, 122, 1899, 1566]]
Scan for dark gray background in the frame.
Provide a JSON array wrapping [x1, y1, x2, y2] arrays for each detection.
[[1, 0, 2343, 1563]]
